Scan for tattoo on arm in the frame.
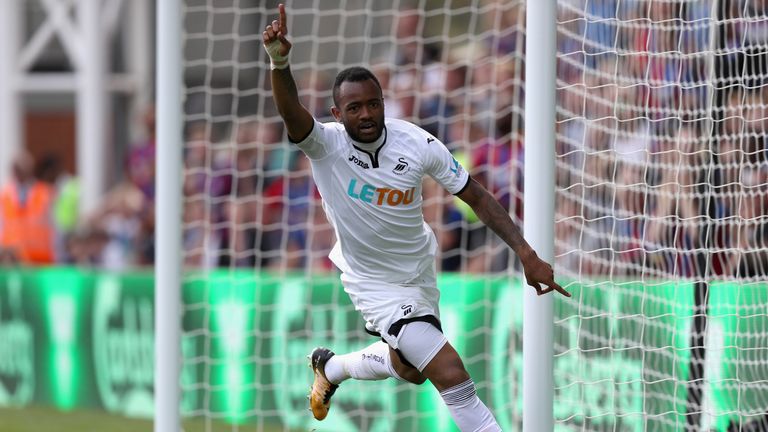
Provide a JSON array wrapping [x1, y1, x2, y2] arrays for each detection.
[[271, 67, 313, 141], [461, 180, 532, 258], [477, 195, 526, 252]]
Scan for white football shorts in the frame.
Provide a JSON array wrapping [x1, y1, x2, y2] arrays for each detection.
[[340, 263, 441, 350]]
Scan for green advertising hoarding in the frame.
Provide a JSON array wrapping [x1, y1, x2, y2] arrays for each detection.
[[0, 268, 765, 431]]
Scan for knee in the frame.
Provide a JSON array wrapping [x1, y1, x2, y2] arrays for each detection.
[[421, 347, 471, 390], [399, 367, 427, 385], [434, 364, 470, 388], [392, 359, 427, 385]]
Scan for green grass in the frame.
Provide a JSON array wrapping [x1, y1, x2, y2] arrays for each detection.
[[0, 406, 290, 432]]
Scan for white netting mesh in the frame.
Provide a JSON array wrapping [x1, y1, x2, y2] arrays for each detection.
[[554, 1, 768, 431], [178, 1, 768, 431]]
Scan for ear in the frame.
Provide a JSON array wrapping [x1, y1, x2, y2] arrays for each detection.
[[331, 106, 342, 122]]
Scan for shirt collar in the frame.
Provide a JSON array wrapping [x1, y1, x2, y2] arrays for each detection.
[[349, 126, 387, 152]]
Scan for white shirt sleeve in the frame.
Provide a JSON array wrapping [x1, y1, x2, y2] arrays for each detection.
[[423, 136, 470, 195], [292, 120, 342, 160]]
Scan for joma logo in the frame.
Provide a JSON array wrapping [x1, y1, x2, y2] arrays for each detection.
[[348, 154, 369, 169]]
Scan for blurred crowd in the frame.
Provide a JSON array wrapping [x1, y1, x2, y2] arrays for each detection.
[[1, 0, 766, 279], [554, 0, 768, 279], [0, 119, 155, 271]]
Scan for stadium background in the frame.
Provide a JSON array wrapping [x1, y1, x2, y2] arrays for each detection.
[[1, 0, 767, 431]]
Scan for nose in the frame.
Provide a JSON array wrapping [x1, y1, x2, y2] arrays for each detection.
[[359, 106, 372, 120]]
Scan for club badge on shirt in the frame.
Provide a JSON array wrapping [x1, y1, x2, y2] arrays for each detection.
[[392, 157, 410, 175]]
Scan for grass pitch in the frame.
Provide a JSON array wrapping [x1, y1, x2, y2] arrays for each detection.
[[0, 406, 290, 432]]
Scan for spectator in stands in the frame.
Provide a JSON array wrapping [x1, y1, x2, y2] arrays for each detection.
[[91, 182, 146, 270], [742, 0, 768, 90], [182, 120, 235, 266], [0, 247, 19, 266], [36, 153, 79, 262], [268, 152, 337, 272], [711, 88, 747, 276], [419, 64, 467, 141], [421, 173, 464, 273], [127, 105, 158, 265], [296, 69, 334, 120], [210, 145, 234, 200], [610, 88, 652, 275], [65, 227, 109, 267], [185, 123, 233, 202], [220, 194, 258, 268], [127, 105, 156, 201], [726, 135, 768, 278], [63, 182, 146, 269], [255, 119, 291, 187], [554, 190, 581, 275], [226, 121, 265, 267], [183, 121, 212, 197], [583, 0, 619, 69], [578, 124, 614, 276], [182, 196, 223, 269], [388, 8, 430, 120], [227, 119, 289, 267], [419, 51, 466, 142], [645, 123, 702, 277], [462, 113, 524, 273], [0, 151, 56, 264], [370, 63, 405, 121], [481, 0, 524, 57], [725, 87, 768, 278], [733, 211, 768, 280], [262, 151, 326, 270]]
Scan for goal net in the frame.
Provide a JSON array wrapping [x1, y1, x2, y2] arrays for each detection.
[[177, 0, 768, 431], [554, 0, 768, 431]]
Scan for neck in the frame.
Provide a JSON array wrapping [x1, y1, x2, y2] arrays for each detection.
[[349, 127, 386, 150]]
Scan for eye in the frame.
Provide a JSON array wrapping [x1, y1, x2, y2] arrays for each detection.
[[347, 105, 359, 113], [370, 101, 380, 109]]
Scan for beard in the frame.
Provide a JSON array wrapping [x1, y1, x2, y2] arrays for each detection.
[[344, 120, 384, 143]]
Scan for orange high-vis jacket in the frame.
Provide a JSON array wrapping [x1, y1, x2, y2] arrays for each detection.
[[0, 181, 55, 264]]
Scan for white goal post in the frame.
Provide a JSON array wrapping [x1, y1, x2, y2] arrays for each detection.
[[155, 0, 183, 431], [523, 0, 557, 430]]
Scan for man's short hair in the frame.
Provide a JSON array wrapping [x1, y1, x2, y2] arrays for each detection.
[[332, 66, 383, 107]]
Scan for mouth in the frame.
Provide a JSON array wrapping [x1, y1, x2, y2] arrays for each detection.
[[359, 122, 376, 133]]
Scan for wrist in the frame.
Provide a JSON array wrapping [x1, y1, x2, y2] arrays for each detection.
[[265, 40, 289, 70], [270, 59, 289, 70], [518, 247, 537, 264]]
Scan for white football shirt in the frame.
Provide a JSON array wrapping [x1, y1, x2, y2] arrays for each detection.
[[295, 118, 470, 283]]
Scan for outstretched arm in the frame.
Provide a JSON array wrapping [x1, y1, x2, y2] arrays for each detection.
[[263, 4, 313, 142], [457, 177, 570, 297]]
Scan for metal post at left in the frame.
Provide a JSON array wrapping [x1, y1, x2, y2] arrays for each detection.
[[77, 0, 107, 216], [0, 0, 22, 183], [155, 0, 183, 430]]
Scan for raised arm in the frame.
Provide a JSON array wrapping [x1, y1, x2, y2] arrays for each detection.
[[262, 4, 314, 142], [457, 177, 570, 297]]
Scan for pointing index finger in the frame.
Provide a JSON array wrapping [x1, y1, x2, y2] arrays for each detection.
[[279, 3, 288, 35], [550, 281, 571, 297]]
